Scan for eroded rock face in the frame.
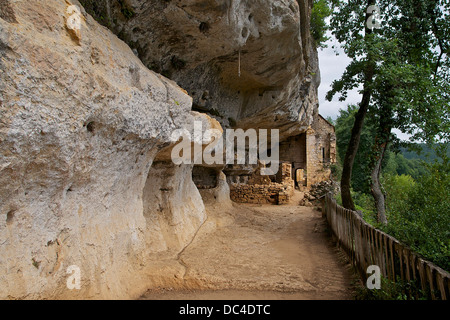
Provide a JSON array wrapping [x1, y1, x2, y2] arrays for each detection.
[[79, 0, 320, 139], [0, 0, 212, 299], [143, 162, 206, 252], [0, 0, 320, 299]]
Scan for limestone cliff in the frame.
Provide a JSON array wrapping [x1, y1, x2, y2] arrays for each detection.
[[0, 0, 217, 299], [80, 0, 320, 139], [0, 0, 320, 299]]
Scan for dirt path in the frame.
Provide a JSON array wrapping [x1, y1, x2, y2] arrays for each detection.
[[141, 191, 355, 300]]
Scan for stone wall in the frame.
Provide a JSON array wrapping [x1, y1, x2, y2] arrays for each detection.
[[279, 133, 307, 185], [278, 113, 336, 188], [305, 113, 337, 187], [230, 183, 291, 205], [229, 163, 294, 205], [311, 114, 337, 164]]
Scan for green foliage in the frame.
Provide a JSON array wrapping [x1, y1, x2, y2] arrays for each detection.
[[355, 276, 429, 300], [334, 192, 342, 206], [383, 151, 450, 271], [334, 188, 376, 222], [328, 0, 449, 144], [330, 161, 342, 181], [310, 0, 332, 48], [400, 144, 450, 162], [329, 0, 449, 222], [118, 0, 135, 19], [335, 105, 424, 192], [325, 116, 336, 126], [353, 191, 377, 223], [383, 174, 416, 214], [336, 107, 449, 270], [335, 105, 376, 194], [383, 152, 428, 180]]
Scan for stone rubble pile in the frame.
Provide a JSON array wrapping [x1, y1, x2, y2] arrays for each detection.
[[299, 180, 339, 206]]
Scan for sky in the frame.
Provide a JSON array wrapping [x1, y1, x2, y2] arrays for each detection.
[[317, 38, 411, 141], [317, 42, 355, 121]]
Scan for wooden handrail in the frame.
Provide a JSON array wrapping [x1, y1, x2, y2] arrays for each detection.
[[323, 193, 450, 300]]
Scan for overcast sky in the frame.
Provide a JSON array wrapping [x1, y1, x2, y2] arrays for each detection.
[[317, 42, 355, 121], [317, 39, 411, 141]]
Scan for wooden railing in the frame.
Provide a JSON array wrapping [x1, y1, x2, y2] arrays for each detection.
[[323, 193, 450, 300]]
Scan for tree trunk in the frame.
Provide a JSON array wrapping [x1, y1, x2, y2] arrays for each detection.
[[340, 0, 376, 211], [369, 102, 393, 225], [340, 101, 369, 210], [370, 140, 389, 225]]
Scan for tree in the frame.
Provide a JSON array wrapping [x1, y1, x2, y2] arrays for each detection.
[[311, 0, 332, 48], [384, 151, 450, 271], [327, 0, 377, 212], [327, 0, 449, 223], [335, 105, 374, 194], [365, 1, 449, 224]]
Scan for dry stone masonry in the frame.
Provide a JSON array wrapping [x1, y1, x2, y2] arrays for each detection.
[[229, 163, 294, 205]]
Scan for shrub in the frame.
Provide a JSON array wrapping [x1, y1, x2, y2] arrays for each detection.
[[310, 0, 331, 48], [384, 158, 450, 271], [383, 174, 416, 215]]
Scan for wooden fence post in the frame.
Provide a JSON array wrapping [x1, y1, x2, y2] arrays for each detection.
[[321, 192, 450, 300]]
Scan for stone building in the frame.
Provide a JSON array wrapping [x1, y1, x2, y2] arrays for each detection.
[[280, 113, 337, 189], [204, 113, 337, 205], [228, 162, 294, 205]]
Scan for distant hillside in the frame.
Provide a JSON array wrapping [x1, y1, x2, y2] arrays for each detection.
[[400, 144, 450, 162]]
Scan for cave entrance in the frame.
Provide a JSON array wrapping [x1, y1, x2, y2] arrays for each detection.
[[192, 166, 218, 190]]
